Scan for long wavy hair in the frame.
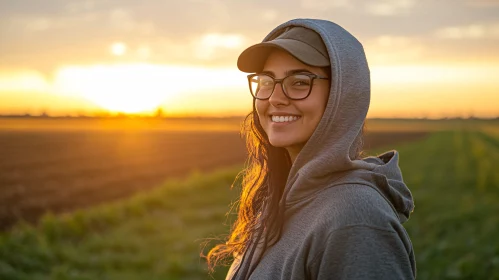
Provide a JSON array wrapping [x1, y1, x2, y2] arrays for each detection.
[[205, 67, 366, 274]]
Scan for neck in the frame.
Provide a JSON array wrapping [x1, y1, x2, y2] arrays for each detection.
[[286, 143, 305, 163]]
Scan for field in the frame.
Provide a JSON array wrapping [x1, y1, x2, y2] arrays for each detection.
[[0, 117, 498, 279], [0, 117, 428, 231], [0, 128, 247, 230]]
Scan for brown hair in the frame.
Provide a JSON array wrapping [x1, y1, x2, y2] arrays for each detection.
[[205, 66, 365, 275]]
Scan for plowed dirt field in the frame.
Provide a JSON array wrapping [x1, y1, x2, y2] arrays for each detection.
[[0, 118, 429, 230]]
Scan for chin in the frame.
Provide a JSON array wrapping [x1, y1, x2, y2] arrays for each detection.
[[268, 137, 296, 148]]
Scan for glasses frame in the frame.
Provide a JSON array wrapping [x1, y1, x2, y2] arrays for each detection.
[[247, 72, 329, 100]]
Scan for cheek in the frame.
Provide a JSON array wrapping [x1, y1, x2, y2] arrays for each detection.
[[255, 100, 267, 122]]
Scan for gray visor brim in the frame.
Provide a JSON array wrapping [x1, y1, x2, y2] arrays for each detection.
[[237, 39, 330, 73]]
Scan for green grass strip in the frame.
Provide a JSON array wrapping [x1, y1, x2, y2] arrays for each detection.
[[0, 166, 243, 280]]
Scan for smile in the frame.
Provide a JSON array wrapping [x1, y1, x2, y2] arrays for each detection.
[[271, 115, 301, 123]]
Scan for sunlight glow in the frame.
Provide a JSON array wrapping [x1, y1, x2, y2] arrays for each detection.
[[0, 70, 50, 92], [371, 65, 499, 85], [53, 64, 246, 114], [0, 63, 497, 117]]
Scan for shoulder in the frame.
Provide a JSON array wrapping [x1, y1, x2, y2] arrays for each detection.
[[291, 184, 416, 278], [307, 183, 400, 232], [307, 224, 416, 280]]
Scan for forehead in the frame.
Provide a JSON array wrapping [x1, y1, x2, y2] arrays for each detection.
[[262, 49, 325, 76]]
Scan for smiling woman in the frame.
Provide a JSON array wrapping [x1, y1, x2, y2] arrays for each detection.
[[206, 19, 417, 280]]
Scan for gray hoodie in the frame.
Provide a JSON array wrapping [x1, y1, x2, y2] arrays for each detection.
[[227, 18, 416, 280]]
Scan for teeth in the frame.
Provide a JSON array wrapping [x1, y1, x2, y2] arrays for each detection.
[[271, 115, 301, 123]]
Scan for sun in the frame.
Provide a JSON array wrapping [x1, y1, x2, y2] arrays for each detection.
[[110, 42, 127, 56], [53, 63, 250, 115], [55, 64, 181, 114]]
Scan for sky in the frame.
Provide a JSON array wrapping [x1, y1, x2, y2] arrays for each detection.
[[0, 0, 498, 118]]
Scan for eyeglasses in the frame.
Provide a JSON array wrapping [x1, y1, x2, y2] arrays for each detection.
[[247, 72, 329, 100]]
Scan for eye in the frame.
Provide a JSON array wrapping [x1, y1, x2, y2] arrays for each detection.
[[293, 80, 310, 86], [289, 74, 311, 87], [258, 76, 274, 87], [261, 80, 273, 86]]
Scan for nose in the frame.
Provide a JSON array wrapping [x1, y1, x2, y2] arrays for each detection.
[[268, 82, 289, 107]]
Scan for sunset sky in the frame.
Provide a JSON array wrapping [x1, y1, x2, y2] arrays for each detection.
[[0, 0, 498, 118]]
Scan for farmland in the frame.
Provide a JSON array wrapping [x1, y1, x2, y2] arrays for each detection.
[[0, 128, 247, 230], [0, 117, 429, 230], [0, 117, 498, 279]]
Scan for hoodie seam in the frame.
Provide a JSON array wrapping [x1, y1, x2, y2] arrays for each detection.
[[284, 171, 352, 206], [358, 182, 403, 222], [306, 19, 341, 142], [287, 182, 401, 223], [341, 181, 404, 223]]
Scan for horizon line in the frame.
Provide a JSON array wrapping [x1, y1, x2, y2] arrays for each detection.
[[0, 114, 498, 121]]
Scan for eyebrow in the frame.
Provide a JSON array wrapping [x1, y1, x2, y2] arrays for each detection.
[[260, 68, 314, 77]]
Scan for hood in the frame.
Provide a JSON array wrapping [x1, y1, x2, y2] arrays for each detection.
[[329, 150, 415, 223], [260, 19, 414, 223]]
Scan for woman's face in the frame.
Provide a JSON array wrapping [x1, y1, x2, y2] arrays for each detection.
[[255, 49, 330, 162]]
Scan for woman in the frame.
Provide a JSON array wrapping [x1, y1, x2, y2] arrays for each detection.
[[207, 18, 416, 280]]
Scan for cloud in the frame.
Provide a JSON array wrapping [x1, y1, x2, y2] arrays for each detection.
[[1, 0, 498, 72], [24, 17, 53, 31], [13, 13, 98, 32], [65, 0, 95, 14], [262, 10, 279, 22], [435, 22, 499, 39], [365, 0, 415, 16], [194, 33, 246, 60], [6, 7, 155, 36], [108, 9, 156, 35], [363, 35, 425, 64], [300, 0, 352, 10], [129, 33, 247, 66], [464, 0, 499, 7], [209, 0, 231, 25]]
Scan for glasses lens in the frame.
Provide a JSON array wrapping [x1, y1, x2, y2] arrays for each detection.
[[283, 74, 312, 99], [250, 75, 274, 99]]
